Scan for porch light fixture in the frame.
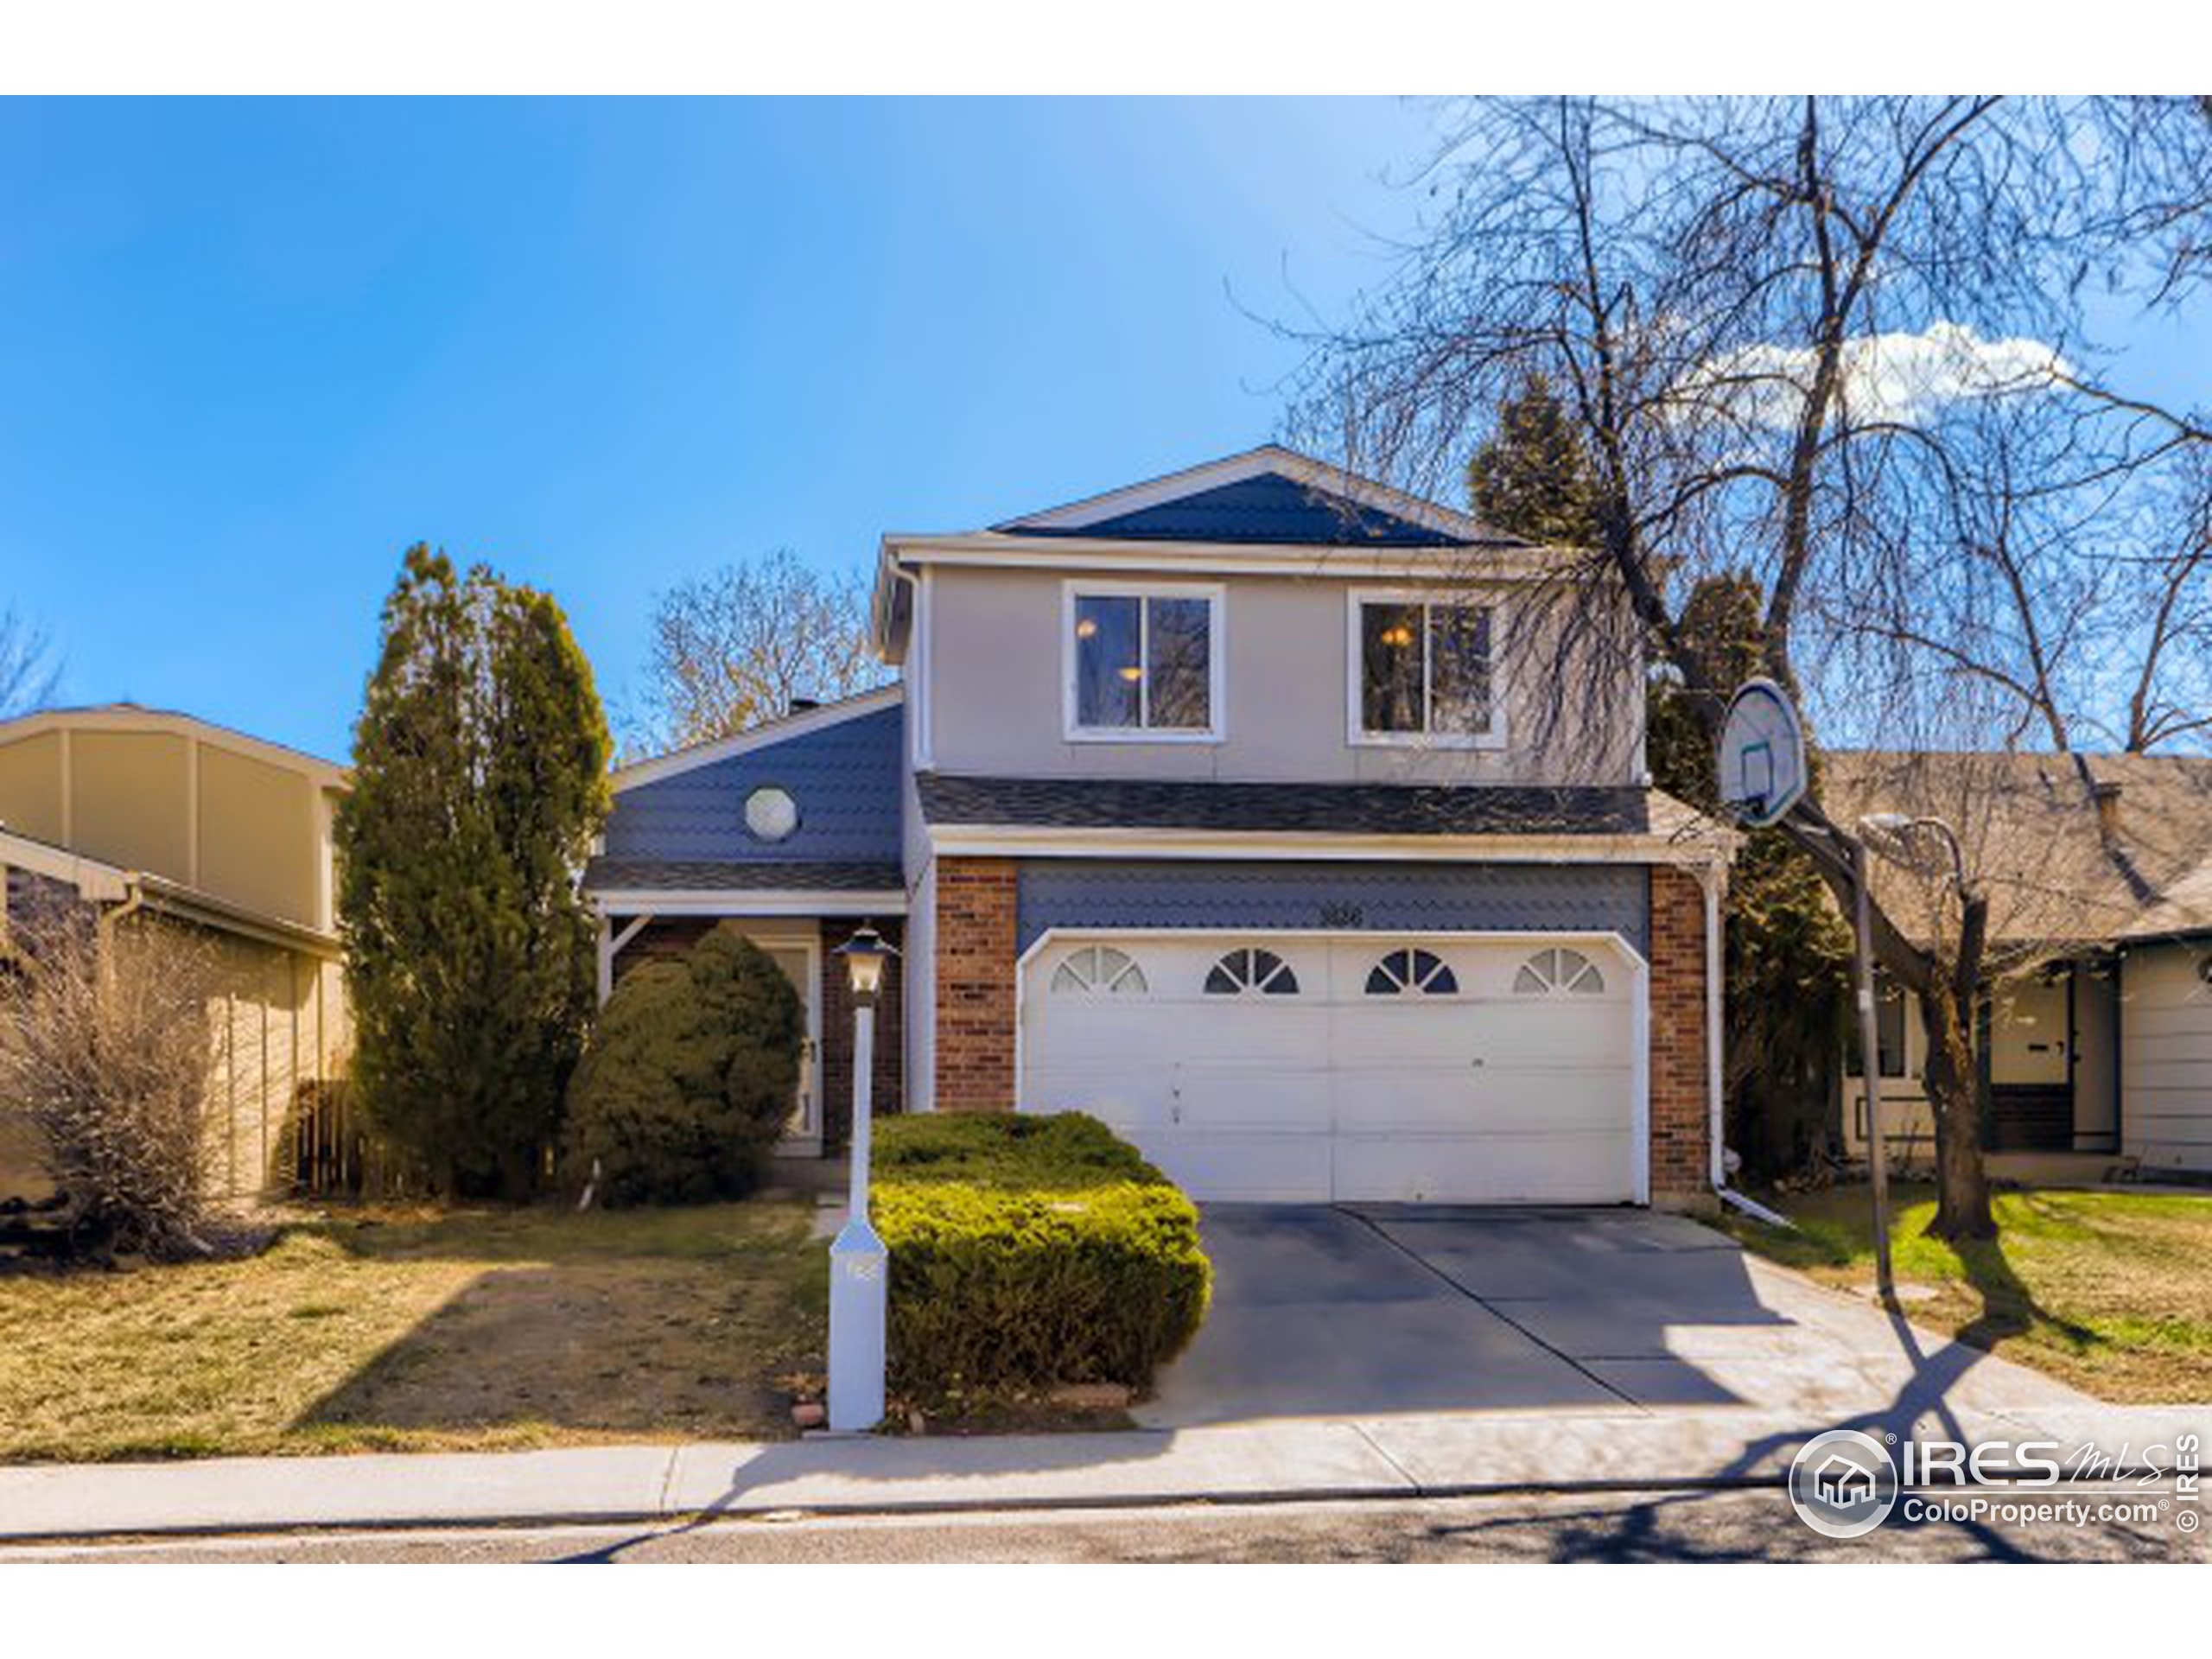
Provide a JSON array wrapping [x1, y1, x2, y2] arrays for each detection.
[[836, 920, 897, 1004], [827, 921, 899, 1433]]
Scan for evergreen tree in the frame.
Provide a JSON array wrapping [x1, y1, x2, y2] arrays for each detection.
[[1647, 576, 1854, 1180], [336, 546, 612, 1197], [1465, 374, 1603, 545]]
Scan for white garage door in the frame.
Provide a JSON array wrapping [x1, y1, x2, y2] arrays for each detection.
[[1020, 933, 1642, 1205]]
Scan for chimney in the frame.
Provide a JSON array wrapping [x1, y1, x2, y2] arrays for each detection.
[[2093, 779, 2123, 838]]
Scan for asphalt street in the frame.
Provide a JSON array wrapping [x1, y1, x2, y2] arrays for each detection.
[[5, 1489, 2199, 1564]]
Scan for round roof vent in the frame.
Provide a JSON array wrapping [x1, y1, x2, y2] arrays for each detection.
[[745, 785, 800, 844]]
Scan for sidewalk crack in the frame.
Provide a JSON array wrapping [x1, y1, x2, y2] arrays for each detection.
[[1348, 1421, 1426, 1497]]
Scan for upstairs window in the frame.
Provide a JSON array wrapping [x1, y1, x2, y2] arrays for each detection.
[[1066, 583, 1220, 739], [1351, 594, 1497, 747]]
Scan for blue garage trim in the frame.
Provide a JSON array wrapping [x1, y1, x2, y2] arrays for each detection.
[[603, 704, 904, 866], [1014, 860, 1649, 957]]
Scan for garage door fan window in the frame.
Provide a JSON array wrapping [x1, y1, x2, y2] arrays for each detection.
[[1205, 947, 1300, 996], [1513, 948, 1605, 995], [1050, 944, 1149, 996], [1364, 947, 1458, 996]]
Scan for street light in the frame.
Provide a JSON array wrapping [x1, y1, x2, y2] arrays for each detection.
[[828, 921, 899, 1433], [1859, 811, 1967, 888], [1842, 823, 1898, 1309]]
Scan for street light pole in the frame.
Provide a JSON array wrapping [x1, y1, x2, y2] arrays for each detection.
[[1848, 831, 1897, 1308], [829, 924, 897, 1433]]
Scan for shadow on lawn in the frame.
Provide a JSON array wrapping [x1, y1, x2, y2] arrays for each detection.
[[296, 1257, 815, 1444]]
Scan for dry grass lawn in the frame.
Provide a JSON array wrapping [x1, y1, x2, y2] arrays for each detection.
[[1721, 1185, 2212, 1403], [0, 1200, 825, 1464]]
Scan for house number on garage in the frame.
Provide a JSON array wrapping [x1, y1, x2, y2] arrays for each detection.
[[1318, 902, 1363, 928]]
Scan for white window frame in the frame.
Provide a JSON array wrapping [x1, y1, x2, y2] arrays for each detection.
[[1061, 578, 1225, 744], [1345, 588, 1505, 751]]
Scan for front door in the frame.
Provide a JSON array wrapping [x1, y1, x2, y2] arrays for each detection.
[[751, 937, 822, 1154]]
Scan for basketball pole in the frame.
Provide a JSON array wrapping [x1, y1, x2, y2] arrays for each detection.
[[1849, 830, 1898, 1309]]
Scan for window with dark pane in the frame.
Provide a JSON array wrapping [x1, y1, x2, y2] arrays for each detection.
[[1429, 604, 1491, 734], [1360, 602, 1423, 734], [1147, 596, 1211, 730], [1074, 594, 1141, 728]]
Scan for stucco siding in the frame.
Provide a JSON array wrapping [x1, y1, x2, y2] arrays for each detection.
[[607, 705, 903, 868], [199, 743, 322, 927], [1014, 860, 1650, 957], [2121, 943, 2212, 1174], [921, 564, 1643, 787], [0, 730, 65, 843], [70, 730, 194, 880]]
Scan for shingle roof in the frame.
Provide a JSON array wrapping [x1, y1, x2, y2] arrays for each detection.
[[1015, 470, 1483, 548], [917, 773, 1687, 839], [1822, 750, 2212, 953], [583, 859, 904, 894]]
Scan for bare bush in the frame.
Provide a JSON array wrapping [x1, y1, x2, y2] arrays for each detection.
[[0, 917, 221, 1260]]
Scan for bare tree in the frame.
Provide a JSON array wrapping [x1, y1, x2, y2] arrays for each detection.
[[1287, 96, 2211, 1240], [636, 550, 886, 753], [0, 916, 221, 1261], [0, 607, 60, 719]]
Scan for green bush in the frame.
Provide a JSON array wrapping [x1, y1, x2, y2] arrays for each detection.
[[560, 925, 804, 1206], [871, 1112, 1211, 1396]]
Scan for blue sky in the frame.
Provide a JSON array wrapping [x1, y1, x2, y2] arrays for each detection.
[[0, 97, 1430, 759], [3, 98, 2207, 764]]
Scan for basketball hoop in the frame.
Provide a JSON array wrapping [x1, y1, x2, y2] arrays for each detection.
[[1716, 677, 1807, 829]]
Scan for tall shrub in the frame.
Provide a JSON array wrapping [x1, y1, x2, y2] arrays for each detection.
[[559, 924, 804, 1206], [336, 545, 611, 1198], [0, 918, 219, 1260]]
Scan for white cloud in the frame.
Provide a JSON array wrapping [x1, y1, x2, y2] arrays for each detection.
[[1694, 321, 2071, 428]]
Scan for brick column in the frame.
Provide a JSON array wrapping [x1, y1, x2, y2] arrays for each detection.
[[1648, 864, 1714, 1211], [934, 856, 1018, 1112]]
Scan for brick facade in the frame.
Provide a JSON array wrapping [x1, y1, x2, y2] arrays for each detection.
[[932, 855, 1019, 1112], [611, 915, 904, 1153], [1647, 864, 1714, 1211]]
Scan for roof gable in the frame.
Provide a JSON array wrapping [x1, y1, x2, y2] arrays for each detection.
[[995, 446, 1510, 549], [1020, 469, 1465, 547], [0, 703, 348, 788]]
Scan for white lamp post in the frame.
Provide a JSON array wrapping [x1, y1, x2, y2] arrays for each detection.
[[828, 922, 897, 1433]]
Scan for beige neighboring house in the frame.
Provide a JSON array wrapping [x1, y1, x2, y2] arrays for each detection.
[[1827, 749, 2212, 1181], [0, 705, 351, 1202]]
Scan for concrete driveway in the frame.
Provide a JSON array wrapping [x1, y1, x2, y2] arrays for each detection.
[[1137, 1205, 2087, 1428]]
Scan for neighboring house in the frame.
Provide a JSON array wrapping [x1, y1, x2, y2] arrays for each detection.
[[1827, 749, 2212, 1180], [587, 447, 1732, 1207], [0, 705, 352, 1201]]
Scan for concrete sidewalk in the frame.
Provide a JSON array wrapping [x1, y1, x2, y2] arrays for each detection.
[[3, 1400, 2202, 1543]]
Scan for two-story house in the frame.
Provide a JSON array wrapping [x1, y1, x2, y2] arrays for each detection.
[[586, 448, 1732, 1208]]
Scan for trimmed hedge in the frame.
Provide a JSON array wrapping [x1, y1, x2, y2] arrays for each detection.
[[872, 1113, 1211, 1396]]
